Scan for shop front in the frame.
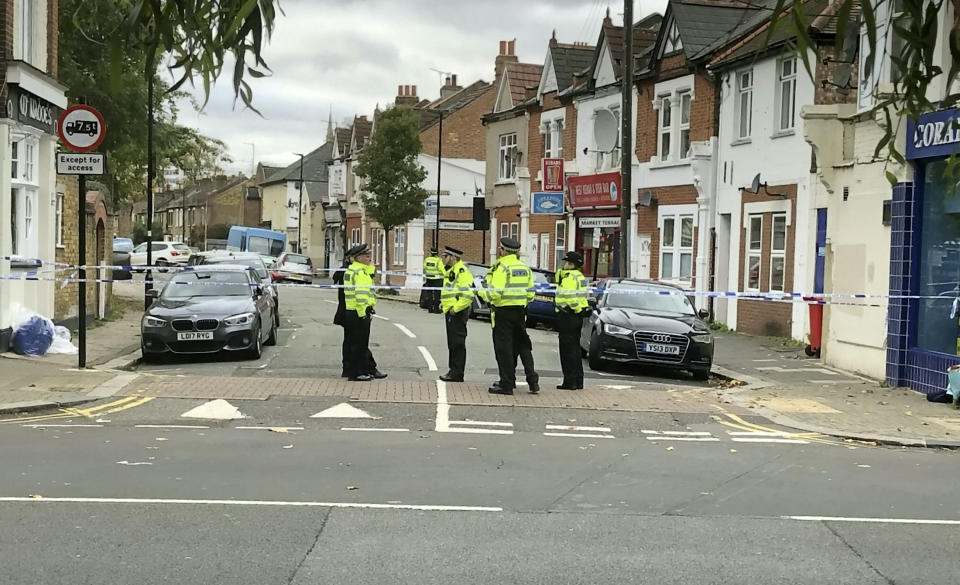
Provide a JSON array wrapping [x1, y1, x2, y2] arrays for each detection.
[[888, 108, 960, 393], [567, 172, 622, 279]]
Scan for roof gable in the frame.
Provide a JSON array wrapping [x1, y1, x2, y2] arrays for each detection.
[[594, 38, 617, 87], [494, 72, 513, 112], [538, 49, 558, 96]]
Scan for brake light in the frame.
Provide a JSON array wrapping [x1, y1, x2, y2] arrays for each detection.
[[170, 251, 180, 256], [272, 272, 283, 281]]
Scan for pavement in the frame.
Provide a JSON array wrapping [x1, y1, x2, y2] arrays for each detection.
[[0, 281, 957, 448]]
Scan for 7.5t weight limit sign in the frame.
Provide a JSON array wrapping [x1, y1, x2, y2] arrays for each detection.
[[58, 105, 105, 152]]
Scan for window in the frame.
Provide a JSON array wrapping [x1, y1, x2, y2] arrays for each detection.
[[543, 122, 553, 159], [770, 214, 786, 291], [890, 0, 907, 84], [15, 0, 35, 64], [393, 227, 405, 265], [510, 222, 519, 242], [10, 193, 18, 256], [778, 58, 797, 132], [542, 118, 565, 159], [555, 120, 564, 158], [24, 142, 35, 183], [55, 192, 64, 247], [371, 228, 383, 265], [679, 91, 691, 159], [660, 213, 694, 281], [500, 221, 509, 240], [659, 96, 672, 161], [554, 220, 566, 270], [746, 215, 762, 290], [737, 70, 753, 140], [351, 227, 361, 246], [608, 107, 621, 169], [539, 233, 550, 269], [10, 140, 19, 180], [498, 133, 518, 181]]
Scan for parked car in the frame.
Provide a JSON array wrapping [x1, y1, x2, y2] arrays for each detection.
[[112, 237, 134, 280], [140, 265, 277, 361], [465, 263, 491, 319], [526, 268, 558, 329], [580, 279, 714, 380], [129, 241, 192, 266], [272, 252, 314, 284], [195, 251, 279, 326]]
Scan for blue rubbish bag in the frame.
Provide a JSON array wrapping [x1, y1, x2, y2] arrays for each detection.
[[11, 314, 55, 356]]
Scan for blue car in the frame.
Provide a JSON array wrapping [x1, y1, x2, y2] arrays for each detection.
[[525, 268, 558, 329]]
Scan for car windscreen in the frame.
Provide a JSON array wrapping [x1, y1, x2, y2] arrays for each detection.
[[173, 244, 191, 251], [604, 285, 696, 316], [285, 254, 310, 265], [161, 271, 252, 299], [202, 257, 267, 279], [114, 242, 134, 253]]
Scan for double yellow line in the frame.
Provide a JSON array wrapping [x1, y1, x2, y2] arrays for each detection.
[[1, 395, 154, 425], [710, 407, 849, 447]]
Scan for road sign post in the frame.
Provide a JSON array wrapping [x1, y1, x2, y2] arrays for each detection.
[[57, 104, 106, 369]]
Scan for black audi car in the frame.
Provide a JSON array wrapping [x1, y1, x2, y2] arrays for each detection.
[[580, 279, 714, 379], [140, 265, 277, 361]]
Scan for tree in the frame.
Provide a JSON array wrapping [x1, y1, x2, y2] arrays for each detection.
[[771, 0, 960, 181], [59, 0, 235, 203], [353, 107, 430, 284], [132, 221, 148, 245]]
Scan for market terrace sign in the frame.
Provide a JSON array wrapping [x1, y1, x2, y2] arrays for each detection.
[[567, 171, 621, 209], [907, 109, 960, 160]]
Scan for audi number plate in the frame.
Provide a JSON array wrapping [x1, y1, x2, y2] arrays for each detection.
[[177, 332, 214, 341], [642, 342, 680, 355]]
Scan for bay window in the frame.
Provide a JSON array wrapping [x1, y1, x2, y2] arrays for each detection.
[[746, 215, 762, 291], [660, 213, 693, 282]]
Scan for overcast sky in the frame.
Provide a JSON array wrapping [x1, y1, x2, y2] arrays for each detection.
[[171, 0, 668, 175]]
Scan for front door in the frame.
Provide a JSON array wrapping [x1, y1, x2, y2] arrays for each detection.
[[636, 234, 651, 279]]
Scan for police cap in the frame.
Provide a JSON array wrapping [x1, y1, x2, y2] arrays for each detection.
[[499, 237, 521, 252], [562, 251, 584, 265], [443, 246, 463, 257]]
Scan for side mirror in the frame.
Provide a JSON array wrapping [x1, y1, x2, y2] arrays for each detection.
[[698, 309, 710, 320], [253, 285, 263, 298]]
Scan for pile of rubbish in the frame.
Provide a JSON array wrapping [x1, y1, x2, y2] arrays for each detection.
[[10, 308, 77, 357]]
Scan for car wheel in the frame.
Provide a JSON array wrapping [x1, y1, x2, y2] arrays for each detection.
[[265, 316, 278, 346], [692, 367, 711, 381], [588, 332, 605, 371], [156, 258, 168, 267], [247, 321, 263, 359]]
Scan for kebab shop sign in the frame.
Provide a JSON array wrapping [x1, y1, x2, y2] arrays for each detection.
[[567, 172, 621, 209]]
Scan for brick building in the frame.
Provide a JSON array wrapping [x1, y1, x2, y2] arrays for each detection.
[[54, 177, 115, 327], [0, 0, 69, 350]]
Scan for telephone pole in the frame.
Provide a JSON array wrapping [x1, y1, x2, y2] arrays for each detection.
[[619, 0, 634, 278]]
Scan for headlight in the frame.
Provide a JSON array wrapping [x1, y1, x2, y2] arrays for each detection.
[[691, 332, 713, 343], [142, 316, 166, 328], [223, 312, 256, 326], [603, 323, 633, 336]]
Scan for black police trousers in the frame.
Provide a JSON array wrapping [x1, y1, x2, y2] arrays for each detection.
[[557, 311, 584, 388], [444, 307, 471, 378], [342, 312, 375, 378], [492, 307, 538, 390]]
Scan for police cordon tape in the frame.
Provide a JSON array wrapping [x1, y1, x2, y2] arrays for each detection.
[[0, 271, 936, 308]]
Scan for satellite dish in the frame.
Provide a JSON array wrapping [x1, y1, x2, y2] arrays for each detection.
[[594, 109, 619, 152], [750, 173, 761, 194]]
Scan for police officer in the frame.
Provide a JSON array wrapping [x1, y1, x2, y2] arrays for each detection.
[[438, 246, 474, 383], [554, 251, 589, 390], [480, 237, 538, 395], [422, 247, 445, 313], [335, 245, 385, 379], [342, 244, 386, 382]]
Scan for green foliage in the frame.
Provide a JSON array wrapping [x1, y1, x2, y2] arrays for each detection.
[[117, 0, 281, 112], [207, 223, 231, 240], [59, 0, 233, 203], [770, 0, 960, 182], [132, 221, 148, 245], [354, 107, 429, 270]]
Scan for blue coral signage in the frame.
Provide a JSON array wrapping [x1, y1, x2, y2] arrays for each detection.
[[532, 192, 564, 215], [907, 108, 960, 160]]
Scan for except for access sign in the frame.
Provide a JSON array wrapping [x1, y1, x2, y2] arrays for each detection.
[[57, 104, 106, 152], [57, 152, 105, 175]]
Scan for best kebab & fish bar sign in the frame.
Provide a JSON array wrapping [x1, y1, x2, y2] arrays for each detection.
[[566, 172, 621, 208]]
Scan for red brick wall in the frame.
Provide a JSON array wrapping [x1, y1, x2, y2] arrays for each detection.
[[635, 68, 717, 163], [421, 87, 496, 160], [735, 184, 798, 337], [47, 0, 58, 77], [563, 102, 578, 163], [635, 185, 699, 283]]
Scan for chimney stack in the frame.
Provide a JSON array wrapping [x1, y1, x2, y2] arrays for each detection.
[[440, 74, 462, 100], [494, 39, 519, 87], [395, 84, 419, 107]]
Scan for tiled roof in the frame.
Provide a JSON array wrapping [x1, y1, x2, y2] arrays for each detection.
[[353, 118, 373, 148], [811, 0, 860, 35], [505, 63, 543, 104], [604, 21, 660, 78], [264, 142, 335, 186], [429, 80, 493, 114], [551, 44, 594, 91], [670, 0, 773, 62], [334, 127, 352, 155]]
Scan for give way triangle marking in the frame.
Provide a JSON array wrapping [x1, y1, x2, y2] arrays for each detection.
[[181, 399, 247, 420], [311, 403, 375, 419]]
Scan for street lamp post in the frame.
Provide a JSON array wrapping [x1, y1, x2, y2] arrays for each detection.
[[244, 142, 255, 177], [619, 0, 634, 279], [144, 64, 155, 310], [434, 110, 442, 249], [295, 153, 305, 253]]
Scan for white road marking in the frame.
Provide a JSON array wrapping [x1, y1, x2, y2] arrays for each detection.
[[418, 346, 438, 371], [340, 427, 409, 432], [135, 425, 209, 429], [311, 403, 375, 419], [23, 424, 103, 428], [323, 300, 337, 305], [0, 496, 502, 513], [787, 516, 960, 526], [727, 431, 790, 437], [752, 359, 778, 362], [394, 323, 417, 338], [448, 427, 514, 435], [642, 430, 712, 436], [450, 421, 513, 427], [645, 436, 720, 442], [234, 426, 305, 431], [435, 380, 450, 432], [373, 314, 390, 321], [731, 437, 810, 444], [756, 366, 839, 374], [116, 461, 153, 466], [546, 425, 612, 433], [181, 399, 246, 420], [544, 432, 615, 439]]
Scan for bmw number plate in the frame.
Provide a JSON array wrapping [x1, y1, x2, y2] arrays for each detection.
[[643, 342, 680, 355], [534, 294, 552, 302], [177, 332, 214, 341]]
